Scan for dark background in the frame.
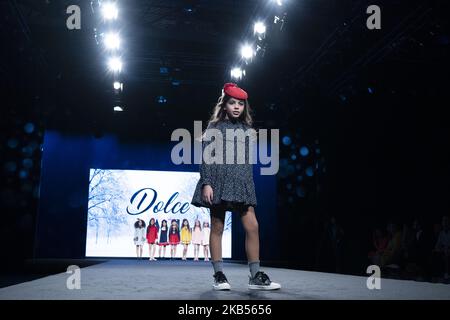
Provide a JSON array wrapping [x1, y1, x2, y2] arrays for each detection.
[[1, 0, 449, 277]]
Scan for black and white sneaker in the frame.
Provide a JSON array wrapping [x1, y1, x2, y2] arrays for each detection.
[[213, 271, 231, 290], [248, 271, 281, 290]]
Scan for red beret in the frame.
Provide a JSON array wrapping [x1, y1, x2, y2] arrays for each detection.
[[223, 83, 248, 100]]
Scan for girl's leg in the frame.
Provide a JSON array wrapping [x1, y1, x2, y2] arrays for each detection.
[[136, 245, 139, 258], [163, 245, 167, 258], [241, 206, 281, 289], [139, 245, 143, 258], [152, 244, 157, 260], [240, 206, 260, 272], [204, 245, 210, 261], [183, 244, 187, 260], [149, 243, 152, 260], [210, 206, 226, 262], [194, 244, 199, 260], [159, 245, 162, 258]]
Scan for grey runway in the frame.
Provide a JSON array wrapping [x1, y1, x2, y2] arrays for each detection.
[[0, 259, 449, 300]]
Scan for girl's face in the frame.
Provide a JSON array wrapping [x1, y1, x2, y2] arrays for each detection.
[[203, 222, 209, 228], [162, 221, 167, 227], [224, 98, 245, 119], [150, 219, 155, 225], [183, 220, 188, 226], [138, 220, 142, 227], [195, 221, 200, 227]]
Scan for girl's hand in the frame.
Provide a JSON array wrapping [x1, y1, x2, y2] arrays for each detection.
[[202, 184, 213, 205]]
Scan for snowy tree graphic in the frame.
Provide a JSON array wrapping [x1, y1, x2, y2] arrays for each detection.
[[88, 169, 127, 244]]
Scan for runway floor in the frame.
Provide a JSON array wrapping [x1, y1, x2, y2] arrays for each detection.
[[0, 259, 449, 300]]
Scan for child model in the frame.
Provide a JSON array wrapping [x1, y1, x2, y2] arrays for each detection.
[[202, 221, 210, 261], [146, 218, 159, 261], [190, 83, 281, 290], [133, 219, 146, 259], [158, 219, 169, 259], [180, 219, 192, 261], [169, 220, 180, 260], [191, 219, 203, 261]]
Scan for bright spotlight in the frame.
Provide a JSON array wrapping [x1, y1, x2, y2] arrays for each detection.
[[101, 3, 118, 20], [108, 57, 122, 72], [254, 22, 266, 35], [230, 67, 244, 80], [104, 32, 121, 50], [114, 106, 124, 112], [240, 44, 255, 60], [113, 81, 123, 90], [275, 0, 284, 6]]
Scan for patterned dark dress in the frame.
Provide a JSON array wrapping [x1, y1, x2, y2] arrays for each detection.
[[158, 226, 168, 246], [191, 118, 257, 211]]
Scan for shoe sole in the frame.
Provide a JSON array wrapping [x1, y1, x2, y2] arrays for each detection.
[[213, 283, 231, 291], [248, 284, 281, 290]]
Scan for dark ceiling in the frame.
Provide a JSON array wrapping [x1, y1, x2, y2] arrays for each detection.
[[2, 0, 448, 139]]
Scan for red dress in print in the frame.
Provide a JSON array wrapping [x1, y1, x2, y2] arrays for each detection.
[[146, 225, 158, 244], [169, 226, 180, 245]]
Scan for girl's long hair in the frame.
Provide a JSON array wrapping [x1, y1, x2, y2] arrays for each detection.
[[194, 220, 202, 231], [182, 218, 190, 230], [196, 93, 254, 142], [207, 93, 253, 127]]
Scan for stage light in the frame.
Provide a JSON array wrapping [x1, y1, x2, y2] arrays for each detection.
[[157, 96, 167, 104], [108, 57, 122, 72], [230, 67, 245, 80], [241, 44, 255, 60], [368, 87, 374, 94], [305, 166, 314, 177], [291, 154, 297, 160], [101, 2, 118, 20], [24, 123, 35, 134], [282, 136, 291, 146], [113, 81, 123, 90], [104, 32, 121, 50], [254, 22, 266, 35], [299, 146, 309, 157], [19, 169, 28, 179], [114, 106, 123, 112], [275, 0, 284, 6]]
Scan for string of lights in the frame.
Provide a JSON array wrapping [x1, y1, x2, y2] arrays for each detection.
[[91, 0, 124, 112]]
